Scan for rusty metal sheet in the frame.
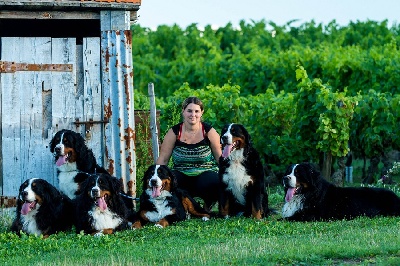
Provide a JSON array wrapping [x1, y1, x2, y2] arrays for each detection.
[[82, 0, 141, 3], [0, 61, 73, 73]]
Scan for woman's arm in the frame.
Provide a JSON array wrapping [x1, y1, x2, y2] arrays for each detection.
[[207, 127, 222, 163], [156, 128, 176, 165]]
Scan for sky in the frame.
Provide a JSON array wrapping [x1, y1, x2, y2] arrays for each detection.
[[137, 0, 400, 29]]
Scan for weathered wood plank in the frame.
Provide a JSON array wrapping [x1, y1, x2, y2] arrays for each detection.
[[100, 10, 130, 31], [1, 37, 23, 196], [82, 37, 104, 165], [50, 38, 77, 131], [1, 37, 57, 195]]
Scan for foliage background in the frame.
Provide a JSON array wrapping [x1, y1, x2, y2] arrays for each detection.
[[132, 20, 400, 182]]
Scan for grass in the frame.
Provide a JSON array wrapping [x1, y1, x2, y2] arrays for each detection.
[[1, 186, 400, 266]]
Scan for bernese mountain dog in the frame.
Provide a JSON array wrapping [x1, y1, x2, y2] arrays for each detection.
[[133, 165, 211, 228], [282, 162, 400, 221], [49, 129, 108, 199], [219, 123, 271, 219], [73, 173, 134, 236], [11, 178, 74, 238]]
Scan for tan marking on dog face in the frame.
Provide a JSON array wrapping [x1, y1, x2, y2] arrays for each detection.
[[63, 146, 77, 163], [232, 136, 246, 149], [100, 190, 111, 198], [161, 178, 172, 192]]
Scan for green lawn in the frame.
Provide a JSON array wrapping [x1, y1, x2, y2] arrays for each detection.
[[1, 186, 399, 266]]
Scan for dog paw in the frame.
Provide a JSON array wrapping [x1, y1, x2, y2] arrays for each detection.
[[154, 224, 163, 228], [202, 217, 210, 222], [93, 232, 104, 237]]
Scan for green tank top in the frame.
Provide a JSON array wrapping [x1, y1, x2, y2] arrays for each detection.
[[171, 122, 219, 176]]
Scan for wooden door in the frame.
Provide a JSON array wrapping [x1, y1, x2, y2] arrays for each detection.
[[0, 37, 103, 196]]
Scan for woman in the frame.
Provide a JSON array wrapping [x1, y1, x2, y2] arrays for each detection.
[[156, 97, 221, 211]]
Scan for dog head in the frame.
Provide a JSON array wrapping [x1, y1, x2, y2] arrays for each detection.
[[283, 163, 320, 202], [220, 123, 251, 158], [80, 173, 122, 211], [50, 129, 98, 172], [143, 165, 177, 198], [18, 178, 60, 215], [50, 129, 85, 167]]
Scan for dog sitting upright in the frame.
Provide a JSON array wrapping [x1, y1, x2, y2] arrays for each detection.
[[73, 173, 135, 236], [49, 129, 108, 199], [219, 123, 270, 219]]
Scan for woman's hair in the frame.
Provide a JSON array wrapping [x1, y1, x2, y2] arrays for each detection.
[[182, 96, 204, 111]]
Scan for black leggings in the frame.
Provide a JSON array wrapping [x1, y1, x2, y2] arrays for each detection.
[[172, 170, 219, 209]]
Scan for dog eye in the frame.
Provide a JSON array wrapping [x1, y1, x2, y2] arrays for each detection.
[[32, 183, 36, 187]]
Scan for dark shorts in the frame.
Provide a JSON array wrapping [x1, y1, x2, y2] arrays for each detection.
[[172, 170, 219, 207]]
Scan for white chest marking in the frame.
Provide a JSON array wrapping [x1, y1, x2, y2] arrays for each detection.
[[145, 190, 174, 222], [21, 207, 42, 236], [89, 207, 123, 230], [282, 195, 304, 218], [57, 166, 79, 199], [222, 149, 251, 205]]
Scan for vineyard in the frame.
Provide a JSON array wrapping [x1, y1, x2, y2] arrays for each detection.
[[131, 19, 400, 184]]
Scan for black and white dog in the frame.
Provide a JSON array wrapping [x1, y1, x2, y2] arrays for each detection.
[[219, 123, 270, 219], [73, 173, 134, 236], [11, 178, 74, 237], [282, 162, 400, 221], [49, 129, 108, 199], [134, 165, 211, 228]]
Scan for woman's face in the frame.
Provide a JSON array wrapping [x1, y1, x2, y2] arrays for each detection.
[[183, 103, 203, 124]]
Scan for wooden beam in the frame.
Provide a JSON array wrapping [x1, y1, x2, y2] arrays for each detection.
[[0, 10, 99, 20], [0, 1, 141, 11]]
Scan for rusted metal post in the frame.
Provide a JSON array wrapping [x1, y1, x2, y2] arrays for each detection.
[[148, 82, 159, 162], [100, 10, 136, 200]]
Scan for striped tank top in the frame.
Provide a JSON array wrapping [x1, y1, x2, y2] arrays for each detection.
[[171, 122, 219, 176]]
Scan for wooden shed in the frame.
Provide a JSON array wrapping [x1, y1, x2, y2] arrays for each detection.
[[0, 0, 142, 204]]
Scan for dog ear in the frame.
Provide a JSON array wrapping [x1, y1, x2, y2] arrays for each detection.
[[79, 174, 94, 195], [239, 124, 252, 153], [163, 165, 177, 190], [303, 162, 320, 186], [74, 132, 86, 155], [41, 179, 61, 203], [109, 175, 122, 193]]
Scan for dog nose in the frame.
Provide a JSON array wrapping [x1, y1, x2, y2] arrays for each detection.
[[91, 188, 99, 197], [21, 191, 28, 198], [221, 135, 228, 142], [55, 146, 61, 153], [150, 179, 157, 186]]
